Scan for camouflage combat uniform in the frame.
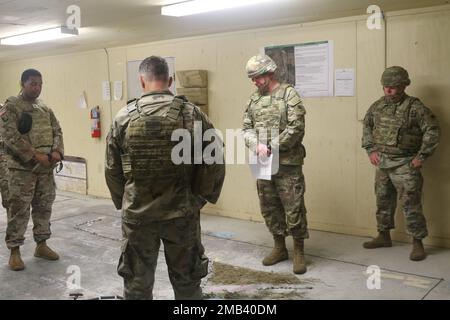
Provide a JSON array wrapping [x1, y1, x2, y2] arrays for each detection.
[[105, 91, 224, 300], [243, 84, 309, 239], [0, 95, 64, 249], [0, 106, 9, 209], [362, 94, 440, 239]]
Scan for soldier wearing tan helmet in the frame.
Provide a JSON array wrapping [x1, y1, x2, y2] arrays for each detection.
[[362, 66, 440, 261], [243, 54, 309, 274]]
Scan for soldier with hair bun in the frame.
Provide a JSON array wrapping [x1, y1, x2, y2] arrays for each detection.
[[0, 69, 64, 271]]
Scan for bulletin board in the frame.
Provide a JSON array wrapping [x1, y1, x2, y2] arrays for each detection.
[[264, 41, 334, 97]]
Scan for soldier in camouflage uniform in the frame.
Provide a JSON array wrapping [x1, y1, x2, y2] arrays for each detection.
[[105, 56, 225, 300], [243, 54, 308, 274], [0, 69, 64, 271], [362, 66, 440, 261], [0, 104, 9, 210]]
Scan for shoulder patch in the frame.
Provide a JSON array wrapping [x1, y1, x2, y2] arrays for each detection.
[[126, 99, 138, 113], [0, 110, 8, 122], [0, 103, 7, 119], [410, 97, 425, 108], [279, 83, 293, 92], [287, 92, 302, 107], [6, 96, 19, 104]]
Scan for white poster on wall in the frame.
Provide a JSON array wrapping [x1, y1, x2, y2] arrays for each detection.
[[265, 40, 334, 97], [114, 81, 123, 101], [335, 68, 355, 97], [126, 57, 176, 101], [102, 81, 111, 101]]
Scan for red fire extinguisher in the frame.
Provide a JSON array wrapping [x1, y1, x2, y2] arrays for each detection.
[[90, 106, 101, 138]]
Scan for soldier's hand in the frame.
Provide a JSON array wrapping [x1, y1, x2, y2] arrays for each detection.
[[50, 151, 62, 164], [369, 152, 380, 166], [33, 152, 51, 167], [256, 144, 271, 157], [411, 158, 423, 169]]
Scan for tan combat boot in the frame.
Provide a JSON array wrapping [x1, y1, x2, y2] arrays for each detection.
[[9, 247, 25, 271], [363, 231, 392, 249], [34, 241, 59, 261], [262, 234, 288, 266], [293, 238, 307, 275], [410, 239, 426, 261]]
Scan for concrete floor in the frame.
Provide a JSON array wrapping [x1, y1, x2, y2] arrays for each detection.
[[0, 191, 449, 300]]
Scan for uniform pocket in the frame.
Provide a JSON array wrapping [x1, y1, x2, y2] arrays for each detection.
[[373, 123, 401, 146], [194, 252, 209, 279], [117, 239, 134, 280]]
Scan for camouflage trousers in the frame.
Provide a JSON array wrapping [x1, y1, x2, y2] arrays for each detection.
[[118, 212, 208, 300], [0, 154, 8, 209], [257, 165, 309, 239], [375, 163, 428, 239], [5, 169, 56, 249]]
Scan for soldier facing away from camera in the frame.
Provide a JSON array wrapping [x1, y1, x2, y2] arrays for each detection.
[[105, 56, 225, 299]]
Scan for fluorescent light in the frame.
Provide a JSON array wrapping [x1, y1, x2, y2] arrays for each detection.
[[161, 0, 273, 17], [0, 26, 79, 46]]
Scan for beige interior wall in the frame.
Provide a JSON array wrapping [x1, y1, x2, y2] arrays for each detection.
[[384, 9, 450, 245], [0, 50, 113, 197], [0, 5, 449, 246]]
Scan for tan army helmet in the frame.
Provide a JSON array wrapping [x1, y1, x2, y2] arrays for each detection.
[[381, 66, 411, 87], [246, 54, 277, 78]]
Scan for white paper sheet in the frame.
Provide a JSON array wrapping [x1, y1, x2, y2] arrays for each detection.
[[335, 68, 355, 96], [102, 81, 111, 101], [113, 81, 123, 101], [294, 40, 334, 97], [249, 154, 273, 181]]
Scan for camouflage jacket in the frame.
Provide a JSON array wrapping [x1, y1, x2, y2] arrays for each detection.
[[0, 103, 4, 156], [105, 91, 225, 223], [362, 94, 440, 168], [243, 84, 306, 165], [0, 94, 64, 172]]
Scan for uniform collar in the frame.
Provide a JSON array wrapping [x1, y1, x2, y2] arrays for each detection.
[[17, 94, 40, 111], [138, 90, 174, 107], [140, 90, 173, 98]]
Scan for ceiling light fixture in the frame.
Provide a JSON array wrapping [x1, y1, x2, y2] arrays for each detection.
[[161, 0, 273, 17], [0, 26, 79, 46]]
